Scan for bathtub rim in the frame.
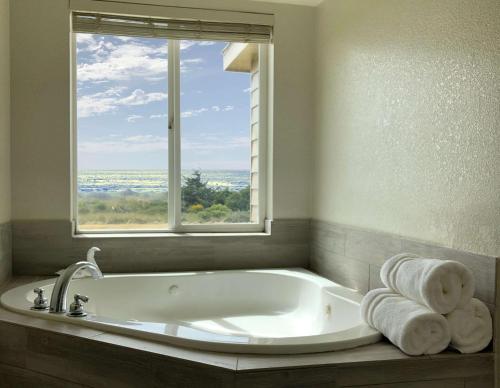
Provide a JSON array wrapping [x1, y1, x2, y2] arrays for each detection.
[[0, 268, 382, 354]]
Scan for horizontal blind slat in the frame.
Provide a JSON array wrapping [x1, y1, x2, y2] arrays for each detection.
[[72, 12, 273, 43]]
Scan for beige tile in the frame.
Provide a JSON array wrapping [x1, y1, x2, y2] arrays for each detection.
[[465, 374, 494, 388], [152, 354, 235, 388], [12, 219, 310, 275], [0, 275, 51, 293], [0, 362, 87, 388], [236, 342, 413, 371], [235, 366, 337, 388], [311, 246, 370, 293], [348, 378, 464, 388], [0, 321, 28, 368], [345, 227, 402, 266], [0, 259, 12, 288], [93, 332, 238, 370], [336, 354, 493, 386], [428, 349, 494, 361], [0, 222, 12, 287], [369, 264, 384, 290], [25, 328, 154, 388], [495, 257, 500, 388], [311, 219, 346, 256]]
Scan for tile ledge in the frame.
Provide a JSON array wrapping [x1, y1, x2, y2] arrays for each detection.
[[0, 277, 494, 373]]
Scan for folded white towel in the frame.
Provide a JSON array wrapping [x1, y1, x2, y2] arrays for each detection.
[[446, 298, 492, 353], [380, 253, 475, 314], [361, 288, 451, 355]]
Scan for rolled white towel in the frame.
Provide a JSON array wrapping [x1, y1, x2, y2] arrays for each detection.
[[446, 298, 492, 353], [361, 288, 451, 355], [381, 253, 475, 314]]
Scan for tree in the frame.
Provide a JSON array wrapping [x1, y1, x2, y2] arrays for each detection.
[[224, 186, 250, 211], [181, 171, 213, 210]]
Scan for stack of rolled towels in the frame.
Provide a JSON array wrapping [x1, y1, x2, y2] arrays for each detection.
[[361, 253, 492, 356]]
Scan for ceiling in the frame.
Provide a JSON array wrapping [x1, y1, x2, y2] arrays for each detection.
[[249, 0, 322, 6]]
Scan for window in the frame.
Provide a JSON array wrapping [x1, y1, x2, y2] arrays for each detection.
[[72, 12, 272, 233]]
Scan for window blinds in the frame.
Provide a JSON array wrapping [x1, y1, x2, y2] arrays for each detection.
[[72, 12, 273, 43]]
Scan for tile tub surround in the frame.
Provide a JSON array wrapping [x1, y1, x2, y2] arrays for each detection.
[[310, 220, 498, 311], [0, 278, 494, 388], [12, 218, 309, 275], [310, 219, 499, 386], [0, 222, 12, 286]]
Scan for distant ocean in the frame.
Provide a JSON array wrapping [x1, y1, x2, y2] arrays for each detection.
[[78, 170, 250, 193]]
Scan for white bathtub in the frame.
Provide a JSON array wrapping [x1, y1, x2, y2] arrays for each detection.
[[0, 268, 381, 354]]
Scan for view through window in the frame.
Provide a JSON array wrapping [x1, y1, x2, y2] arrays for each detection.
[[75, 32, 262, 231], [180, 40, 252, 225]]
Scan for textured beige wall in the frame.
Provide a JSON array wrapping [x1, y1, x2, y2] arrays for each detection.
[[10, 0, 71, 221], [0, 0, 10, 224], [10, 0, 314, 221], [313, 0, 500, 257]]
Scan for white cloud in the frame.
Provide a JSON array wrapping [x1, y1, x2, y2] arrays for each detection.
[[77, 35, 168, 82], [150, 113, 168, 119], [182, 135, 248, 151], [78, 88, 167, 118], [181, 40, 216, 50], [118, 89, 167, 106], [76, 35, 214, 83], [180, 58, 203, 73], [243, 87, 251, 93], [80, 132, 248, 155], [77, 34, 115, 57], [123, 134, 157, 142], [210, 105, 234, 112], [173, 105, 235, 119], [180, 41, 196, 51], [181, 108, 208, 118], [198, 41, 216, 46], [126, 115, 143, 123], [79, 134, 168, 154], [77, 87, 126, 118]]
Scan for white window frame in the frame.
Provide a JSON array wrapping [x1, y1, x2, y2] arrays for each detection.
[[70, 31, 270, 235]]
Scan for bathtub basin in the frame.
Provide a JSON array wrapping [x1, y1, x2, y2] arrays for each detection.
[[0, 268, 381, 354]]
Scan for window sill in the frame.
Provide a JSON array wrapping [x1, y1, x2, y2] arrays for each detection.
[[73, 231, 271, 239], [72, 220, 273, 238]]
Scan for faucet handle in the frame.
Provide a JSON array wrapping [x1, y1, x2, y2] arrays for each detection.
[[75, 294, 89, 304], [67, 294, 89, 317], [31, 288, 49, 310]]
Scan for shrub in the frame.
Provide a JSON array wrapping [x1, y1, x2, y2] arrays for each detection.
[[79, 203, 90, 214], [224, 186, 250, 211], [94, 202, 107, 211], [198, 204, 231, 221], [224, 211, 250, 223], [78, 174, 251, 226], [189, 204, 204, 213]]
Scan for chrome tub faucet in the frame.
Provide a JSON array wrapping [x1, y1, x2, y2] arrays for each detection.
[[49, 261, 103, 313]]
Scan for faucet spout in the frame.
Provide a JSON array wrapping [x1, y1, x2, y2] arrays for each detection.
[[49, 261, 103, 313]]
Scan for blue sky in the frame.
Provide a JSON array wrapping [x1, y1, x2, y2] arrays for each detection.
[[76, 34, 251, 171]]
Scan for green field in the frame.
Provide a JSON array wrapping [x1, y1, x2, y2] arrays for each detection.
[[78, 171, 250, 228]]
